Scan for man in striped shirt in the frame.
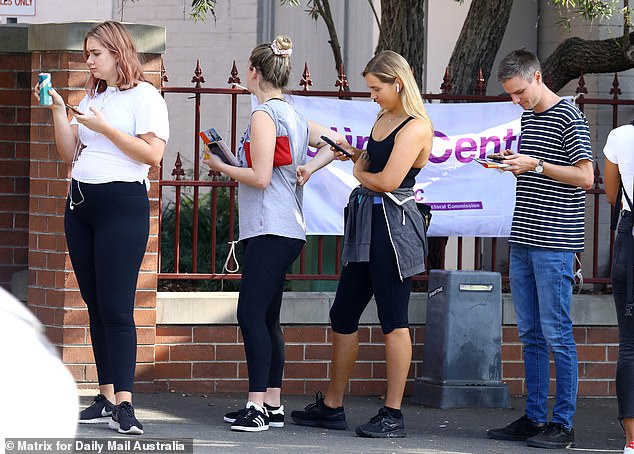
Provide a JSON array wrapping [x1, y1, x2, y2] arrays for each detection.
[[486, 49, 594, 449]]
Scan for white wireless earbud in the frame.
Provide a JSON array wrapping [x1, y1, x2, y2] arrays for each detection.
[[396, 83, 400, 93]]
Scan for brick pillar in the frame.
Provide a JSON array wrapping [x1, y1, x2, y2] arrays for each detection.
[[0, 24, 30, 294], [26, 22, 166, 391]]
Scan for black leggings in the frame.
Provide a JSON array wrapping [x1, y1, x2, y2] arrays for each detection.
[[612, 211, 634, 420], [330, 204, 412, 335], [65, 179, 149, 393], [237, 235, 304, 392]]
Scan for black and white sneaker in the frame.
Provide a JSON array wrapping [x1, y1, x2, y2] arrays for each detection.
[[79, 394, 115, 424], [225, 403, 284, 428], [230, 402, 269, 432], [108, 401, 144, 435], [224, 407, 247, 424], [266, 404, 284, 428]]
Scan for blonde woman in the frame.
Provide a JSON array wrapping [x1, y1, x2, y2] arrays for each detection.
[[291, 50, 433, 438]]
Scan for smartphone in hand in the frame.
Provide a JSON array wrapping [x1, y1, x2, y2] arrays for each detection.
[[66, 104, 83, 115], [320, 135, 353, 158], [474, 157, 510, 169]]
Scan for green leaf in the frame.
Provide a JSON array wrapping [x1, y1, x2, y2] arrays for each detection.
[[190, 0, 217, 23]]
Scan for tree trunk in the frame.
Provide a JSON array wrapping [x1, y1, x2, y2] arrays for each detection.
[[447, 0, 513, 95], [376, 0, 426, 90], [543, 33, 634, 92]]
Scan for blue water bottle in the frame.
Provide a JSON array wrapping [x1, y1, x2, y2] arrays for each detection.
[[38, 73, 52, 106]]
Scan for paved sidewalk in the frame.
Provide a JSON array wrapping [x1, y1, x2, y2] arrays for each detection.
[[77, 392, 625, 453]]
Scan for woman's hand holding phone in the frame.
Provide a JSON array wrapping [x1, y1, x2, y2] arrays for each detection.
[[320, 135, 354, 159], [66, 104, 83, 116]]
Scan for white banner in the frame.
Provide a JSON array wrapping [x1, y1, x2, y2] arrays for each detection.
[[283, 95, 523, 237]]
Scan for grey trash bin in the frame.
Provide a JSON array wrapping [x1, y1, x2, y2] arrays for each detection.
[[411, 269, 511, 409]]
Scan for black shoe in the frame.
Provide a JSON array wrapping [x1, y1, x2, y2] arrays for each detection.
[[486, 414, 545, 441], [224, 408, 247, 424], [225, 403, 284, 428], [526, 422, 574, 449], [108, 401, 144, 435], [291, 392, 347, 430], [230, 402, 269, 432], [79, 394, 115, 424], [355, 407, 406, 438]]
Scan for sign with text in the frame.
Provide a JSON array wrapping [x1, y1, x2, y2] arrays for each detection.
[[0, 0, 36, 16], [283, 95, 523, 237]]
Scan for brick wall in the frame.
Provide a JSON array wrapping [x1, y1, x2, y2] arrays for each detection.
[[147, 324, 620, 397], [151, 325, 425, 395], [0, 50, 31, 291]]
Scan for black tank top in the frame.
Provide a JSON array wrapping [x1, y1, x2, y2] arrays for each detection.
[[367, 116, 421, 188]]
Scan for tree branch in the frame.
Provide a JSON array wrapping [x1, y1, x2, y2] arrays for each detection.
[[542, 31, 634, 92], [367, 0, 380, 29]]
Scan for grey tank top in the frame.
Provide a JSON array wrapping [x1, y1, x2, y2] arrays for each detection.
[[237, 99, 310, 241]]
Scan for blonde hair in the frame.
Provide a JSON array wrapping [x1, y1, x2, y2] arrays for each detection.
[[362, 50, 432, 131], [83, 21, 146, 96], [249, 35, 293, 89]]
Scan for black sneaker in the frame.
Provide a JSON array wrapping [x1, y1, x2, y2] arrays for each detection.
[[225, 403, 284, 427], [487, 414, 545, 441], [291, 392, 348, 430], [108, 401, 144, 435], [230, 402, 269, 432], [526, 422, 574, 449], [355, 407, 406, 438], [79, 394, 115, 424], [224, 407, 247, 424]]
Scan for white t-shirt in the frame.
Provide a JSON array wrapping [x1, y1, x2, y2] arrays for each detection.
[[71, 82, 169, 186], [603, 124, 634, 211]]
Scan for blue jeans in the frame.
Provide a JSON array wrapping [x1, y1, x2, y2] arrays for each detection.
[[509, 244, 578, 429]]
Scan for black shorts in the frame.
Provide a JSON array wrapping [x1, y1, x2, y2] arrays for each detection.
[[330, 204, 412, 335]]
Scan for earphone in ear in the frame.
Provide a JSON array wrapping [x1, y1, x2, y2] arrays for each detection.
[[396, 83, 400, 93]]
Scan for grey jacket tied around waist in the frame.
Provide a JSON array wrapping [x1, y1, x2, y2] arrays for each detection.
[[342, 186, 427, 280]]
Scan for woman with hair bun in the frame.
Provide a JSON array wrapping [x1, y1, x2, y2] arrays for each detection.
[[291, 50, 433, 438], [33, 20, 169, 435], [204, 35, 343, 432]]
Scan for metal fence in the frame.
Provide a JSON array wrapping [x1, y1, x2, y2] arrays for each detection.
[[158, 61, 633, 290]]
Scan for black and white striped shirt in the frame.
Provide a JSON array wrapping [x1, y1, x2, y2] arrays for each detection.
[[510, 99, 592, 251]]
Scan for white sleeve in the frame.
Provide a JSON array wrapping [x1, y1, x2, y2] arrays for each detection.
[[603, 125, 631, 165], [134, 83, 170, 142]]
